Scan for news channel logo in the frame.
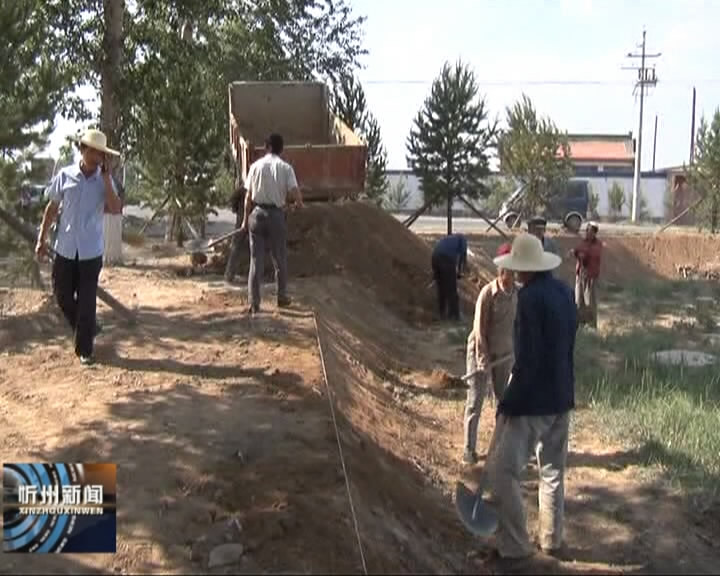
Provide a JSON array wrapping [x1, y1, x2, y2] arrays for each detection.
[[2, 463, 116, 553]]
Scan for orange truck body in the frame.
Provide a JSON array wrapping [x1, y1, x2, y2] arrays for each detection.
[[228, 81, 367, 201]]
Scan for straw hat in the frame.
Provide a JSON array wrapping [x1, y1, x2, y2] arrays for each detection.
[[78, 129, 120, 156], [493, 233, 562, 272]]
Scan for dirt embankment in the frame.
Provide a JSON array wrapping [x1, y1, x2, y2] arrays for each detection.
[[460, 231, 720, 286], [210, 202, 482, 321]]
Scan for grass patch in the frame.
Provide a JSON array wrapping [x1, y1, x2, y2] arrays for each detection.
[[575, 322, 720, 501]]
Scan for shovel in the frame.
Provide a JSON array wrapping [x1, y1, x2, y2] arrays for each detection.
[[454, 353, 513, 537], [183, 227, 247, 256], [455, 415, 504, 537]]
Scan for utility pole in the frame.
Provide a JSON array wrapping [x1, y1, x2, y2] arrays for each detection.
[[690, 87, 697, 164], [652, 115, 658, 172], [624, 29, 661, 222]]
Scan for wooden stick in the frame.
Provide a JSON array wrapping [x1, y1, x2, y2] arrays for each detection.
[[656, 196, 705, 235], [139, 194, 170, 235], [456, 194, 509, 239]]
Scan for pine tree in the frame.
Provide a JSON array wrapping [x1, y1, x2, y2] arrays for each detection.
[[332, 74, 388, 205], [406, 60, 496, 234], [690, 109, 720, 233]]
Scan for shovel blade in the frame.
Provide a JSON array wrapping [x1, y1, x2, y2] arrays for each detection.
[[455, 481, 498, 537]]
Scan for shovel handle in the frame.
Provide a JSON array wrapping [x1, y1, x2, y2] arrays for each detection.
[[460, 353, 513, 381], [206, 226, 247, 250]]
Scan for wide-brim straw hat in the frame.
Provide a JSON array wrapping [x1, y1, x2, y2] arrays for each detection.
[[78, 129, 120, 156], [493, 233, 562, 272]]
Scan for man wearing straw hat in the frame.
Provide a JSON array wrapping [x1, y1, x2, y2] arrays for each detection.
[[35, 129, 123, 366], [490, 233, 577, 568], [462, 242, 516, 465]]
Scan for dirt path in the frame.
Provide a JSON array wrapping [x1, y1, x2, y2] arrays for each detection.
[[1, 260, 719, 574]]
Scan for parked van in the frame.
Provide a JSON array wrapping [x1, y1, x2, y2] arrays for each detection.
[[499, 179, 590, 232]]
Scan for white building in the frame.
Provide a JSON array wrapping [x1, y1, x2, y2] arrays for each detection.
[[386, 133, 673, 222]]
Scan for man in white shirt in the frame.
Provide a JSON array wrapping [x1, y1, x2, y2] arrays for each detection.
[[240, 133, 304, 314]]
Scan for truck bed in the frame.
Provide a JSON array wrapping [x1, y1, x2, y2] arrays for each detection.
[[229, 81, 367, 201]]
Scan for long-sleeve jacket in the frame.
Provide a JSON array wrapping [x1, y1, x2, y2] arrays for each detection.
[[499, 272, 577, 417], [472, 278, 516, 370]]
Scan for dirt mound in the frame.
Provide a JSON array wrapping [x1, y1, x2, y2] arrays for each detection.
[[464, 232, 720, 286], [211, 203, 480, 322]]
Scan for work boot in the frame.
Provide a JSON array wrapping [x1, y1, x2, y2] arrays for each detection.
[[79, 355, 95, 367], [277, 296, 292, 308]]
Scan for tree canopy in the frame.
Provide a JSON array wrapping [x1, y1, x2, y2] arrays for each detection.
[[332, 74, 388, 205], [690, 108, 720, 233], [497, 94, 572, 217], [16, 0, 367, 242], [406, 60, 496, 233]]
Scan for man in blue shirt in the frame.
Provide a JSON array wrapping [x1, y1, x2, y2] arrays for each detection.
[[489, 233, 576, 569], [431, 233, 467, 321], [35, 129, 123, 366]]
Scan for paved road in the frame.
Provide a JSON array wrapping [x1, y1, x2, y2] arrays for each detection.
[[123, 205, 665, 238], [392, 214, 663, 236]]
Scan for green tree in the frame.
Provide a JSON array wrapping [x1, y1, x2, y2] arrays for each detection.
[[588, 183, 600, 219], [0, 1, 75, 282], [608, 181, 626, 219], [497, 94, 572, 217], [384, 177, 412, 211], [483, 175, 516, 216], [332, 74, 388, 204], [406, 60, 497, 234], [689, 109, 720, 233]]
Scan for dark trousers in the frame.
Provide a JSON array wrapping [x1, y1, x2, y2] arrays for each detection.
[[52, 253, 103, 357], [248, 206, 288, 309], [224, 211, 245, 282], [432, 252, 459, 320]]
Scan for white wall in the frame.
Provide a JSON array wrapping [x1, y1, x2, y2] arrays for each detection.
[[386, 172, 470, 213], [386, 170, 669, 220], [586, 175, 667, 220]]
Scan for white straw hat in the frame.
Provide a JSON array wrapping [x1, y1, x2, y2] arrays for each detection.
[[78, 129, 120, 156], [493, 233, 562, 272]]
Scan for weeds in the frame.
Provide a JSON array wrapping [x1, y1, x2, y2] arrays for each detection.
[[576, 285, 720, 500]]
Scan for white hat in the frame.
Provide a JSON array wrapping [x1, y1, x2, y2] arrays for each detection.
[[78, 129, 120, 156], [493, 233, 562, 272], [587, 221, 599, 231]]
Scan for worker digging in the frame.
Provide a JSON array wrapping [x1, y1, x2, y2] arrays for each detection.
[[462, 242, 516, 465], [430, 233, 468, 322], [34, 129, 123, 366], [570, 221, 603, 329], [239, 133, 304, 315], [224, 179, 247, 285]]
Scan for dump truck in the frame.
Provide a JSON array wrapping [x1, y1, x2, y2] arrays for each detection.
[[228, 81, 367, 202]]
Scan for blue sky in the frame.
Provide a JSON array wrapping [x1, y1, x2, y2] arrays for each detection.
[[49, 0, 720, 172]]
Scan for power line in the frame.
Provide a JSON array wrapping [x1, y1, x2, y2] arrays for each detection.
[[361, 78, 720, 86]]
